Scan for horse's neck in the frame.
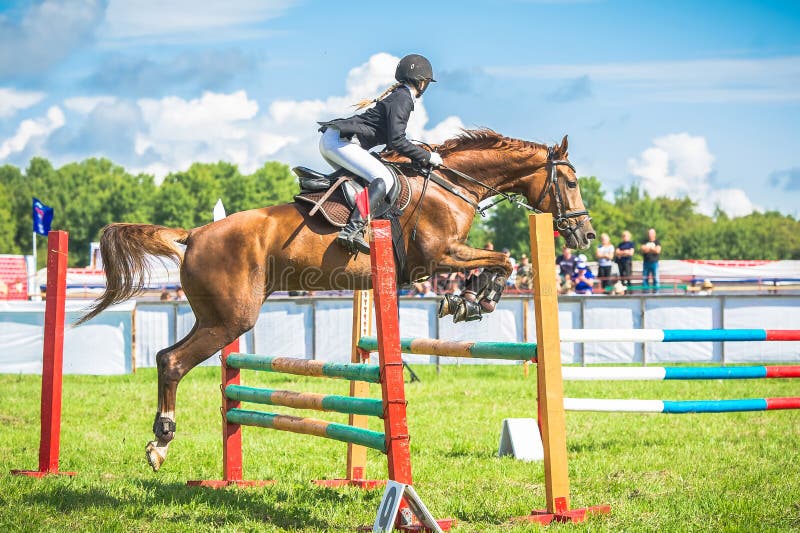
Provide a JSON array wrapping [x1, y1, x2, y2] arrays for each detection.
[[446, 150, 546, 202]]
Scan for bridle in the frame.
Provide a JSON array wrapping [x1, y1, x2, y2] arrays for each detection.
[[530, 147, 591, 239], [428, 146, 591, 235]]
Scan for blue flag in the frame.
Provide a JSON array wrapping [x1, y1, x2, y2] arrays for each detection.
[[32, 198, 54, 236]]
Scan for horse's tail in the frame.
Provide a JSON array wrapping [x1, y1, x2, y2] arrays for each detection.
[[76, 223, 190, 325]]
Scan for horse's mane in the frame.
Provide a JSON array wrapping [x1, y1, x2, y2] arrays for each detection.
[[382, 128, 547, 161], [436, 128, 547, 155]]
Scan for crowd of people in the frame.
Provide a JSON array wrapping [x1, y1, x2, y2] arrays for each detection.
[[409, 228, 665, 297]]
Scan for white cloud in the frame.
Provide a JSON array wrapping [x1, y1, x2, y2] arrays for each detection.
[[487, 56, 800, 103], [0, 106, 65, 160], [120, 53, 465, 179], [628, 133, 758, 217], [19, 54, 464, 179], [64, 96, 117, 114], [0, 88, 47, 118], [139, 91, 258, 142], [101, 0, 296, 44]]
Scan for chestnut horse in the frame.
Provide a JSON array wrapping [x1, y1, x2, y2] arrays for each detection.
[[78, 129, 595, 471]]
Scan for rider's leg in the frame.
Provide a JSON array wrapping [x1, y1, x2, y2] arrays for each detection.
[[319, 128, 395, 194], [320, 128, 393, 253]]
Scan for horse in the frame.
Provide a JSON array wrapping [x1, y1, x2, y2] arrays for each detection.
[[77, 129, 595, 471]]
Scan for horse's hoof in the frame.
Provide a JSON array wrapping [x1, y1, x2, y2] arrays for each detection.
[[453, 298, 482, 323], [145, 440, 168, 472], [438, 294, 460, 318]]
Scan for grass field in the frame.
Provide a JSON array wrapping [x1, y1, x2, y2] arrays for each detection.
[[2, 364, 799, 532]]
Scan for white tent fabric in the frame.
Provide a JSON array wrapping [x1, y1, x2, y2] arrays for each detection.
[[0, 301, 134, 374]]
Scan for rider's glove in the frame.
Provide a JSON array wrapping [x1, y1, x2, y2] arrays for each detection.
[[428, 152, 443, 167]]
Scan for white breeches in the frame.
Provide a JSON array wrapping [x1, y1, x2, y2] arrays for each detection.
[[319, 128, 394, 193]]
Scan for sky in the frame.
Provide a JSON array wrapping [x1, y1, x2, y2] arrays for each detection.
[[1, 0, 799, 217]]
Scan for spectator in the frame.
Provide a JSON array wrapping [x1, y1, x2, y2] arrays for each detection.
[[640, 228, 662, 293], [413, 281, 437, 297], [515, 254, 533, 290], [572, 260, 596, 295], [502, 247, 517, 286], [614, 230, 635, 286], [484, 241, 494, 251], [555, 246, 576, 283], [595, 233, 615, 291], [159, 288, 171, 301], [174, 286, 187, 300]]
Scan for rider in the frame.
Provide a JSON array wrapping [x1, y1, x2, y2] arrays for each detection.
[[317, 54, 443, 254]]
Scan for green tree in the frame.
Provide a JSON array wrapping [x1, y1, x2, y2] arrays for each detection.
[[0, 182, 18, 253]]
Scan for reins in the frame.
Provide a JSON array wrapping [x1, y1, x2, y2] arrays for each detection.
[[389, 142, 592, 241]]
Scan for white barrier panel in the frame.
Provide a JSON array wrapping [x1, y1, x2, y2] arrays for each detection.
[[0, 301, 133, 374], [644, 298, 721, 362], [438, 299, 523, 365], [582, 298, 643, 363], [3, 295, 799, 374], [256, 300, 314, 360], [724, 297, 800, 363]]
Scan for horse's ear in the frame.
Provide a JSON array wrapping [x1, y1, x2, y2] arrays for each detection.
[[560, 134, 569, 157]]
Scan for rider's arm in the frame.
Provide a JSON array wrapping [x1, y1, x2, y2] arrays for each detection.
[[383, 89, 431, 166]]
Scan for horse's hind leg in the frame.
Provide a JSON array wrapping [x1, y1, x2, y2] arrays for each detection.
[[145, 322, 240, 472]]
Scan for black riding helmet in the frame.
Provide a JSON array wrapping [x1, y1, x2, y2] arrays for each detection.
[[395, 54, 436, 95]]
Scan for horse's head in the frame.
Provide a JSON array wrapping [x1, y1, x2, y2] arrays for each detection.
[[428, 129, 595, 249], [518, 135, 595, 250]]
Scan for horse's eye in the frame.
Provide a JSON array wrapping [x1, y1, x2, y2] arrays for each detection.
[[566, 180, 578, 189]]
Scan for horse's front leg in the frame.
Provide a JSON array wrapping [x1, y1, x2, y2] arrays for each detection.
[[434, 244, 511, 323]]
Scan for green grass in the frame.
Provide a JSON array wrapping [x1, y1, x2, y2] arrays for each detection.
[[2, 365, 799, 532]]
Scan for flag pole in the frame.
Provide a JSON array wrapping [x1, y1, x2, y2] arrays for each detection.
[[30, 231, 37, 301]]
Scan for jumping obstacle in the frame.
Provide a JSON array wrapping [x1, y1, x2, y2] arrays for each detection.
[[189, 290, 387, 489], [357, 214, 611, 525], [193, 221, 454, 531], [11, 231, 76, 478], [559, 362, 800, 414], [554, 326, 800, 415]]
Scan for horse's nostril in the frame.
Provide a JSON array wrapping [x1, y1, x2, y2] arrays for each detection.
[[586, 232, 596, 240]]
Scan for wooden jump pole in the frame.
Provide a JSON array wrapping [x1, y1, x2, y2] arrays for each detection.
[[524, 213, 609, 524], [338, 289, 380, 487], [369, 220, 412, 486], [12, 230, 76, 478]]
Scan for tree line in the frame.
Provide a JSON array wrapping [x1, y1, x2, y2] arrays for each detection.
[[1, 158, 799, 268], [470, 176, 800, 262]]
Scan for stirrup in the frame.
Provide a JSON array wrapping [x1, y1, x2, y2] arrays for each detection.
[[337, 224, 367, 254]]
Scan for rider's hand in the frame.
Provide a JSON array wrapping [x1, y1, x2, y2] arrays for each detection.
[[428, 152, 443, 167]]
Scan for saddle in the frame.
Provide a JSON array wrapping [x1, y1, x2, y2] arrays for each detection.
[[293, 162, 411, 227]]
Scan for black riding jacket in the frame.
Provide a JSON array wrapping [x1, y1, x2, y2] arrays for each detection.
[[318, 85, 431, 166]]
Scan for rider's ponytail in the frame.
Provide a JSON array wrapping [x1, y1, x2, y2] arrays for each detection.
[[353, 82, 404, 110]]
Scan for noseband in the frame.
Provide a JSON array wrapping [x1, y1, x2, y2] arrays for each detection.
[[531, 148, 591, 239]]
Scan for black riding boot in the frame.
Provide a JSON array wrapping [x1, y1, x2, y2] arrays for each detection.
[[337, 207, 367, 253], [337, 180, 387, 254]]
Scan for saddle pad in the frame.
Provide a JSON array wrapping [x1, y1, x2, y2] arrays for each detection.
[[295, 174, 412, 228]]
